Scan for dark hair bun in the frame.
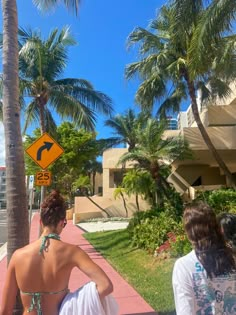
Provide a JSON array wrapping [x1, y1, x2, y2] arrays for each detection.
[[41, 190, 66, 227]]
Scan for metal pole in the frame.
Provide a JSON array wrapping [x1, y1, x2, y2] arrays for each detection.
[[28, 188, 33, 237], [38, 185, 45, 237]]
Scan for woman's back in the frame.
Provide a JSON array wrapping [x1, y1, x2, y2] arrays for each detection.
[[15, 238, 76, 315], [0, 190, 113, 315]]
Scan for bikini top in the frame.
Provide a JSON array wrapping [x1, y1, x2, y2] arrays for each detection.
[[21, 233, 69, 315]]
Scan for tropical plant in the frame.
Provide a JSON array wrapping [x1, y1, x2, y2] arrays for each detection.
[[105, 109, 148, 151], [113, 186, 129, 217], [83, 160, 103, 195], [17, 26, 113, 211], [2, 0, 30, 268], [2, 1, 79, 314], [126, 3, 236, 187], [18, 27, 113, 134], [118, 118, 191, 207], [173, 0, 236, 71], [122, 169, 154, 211]]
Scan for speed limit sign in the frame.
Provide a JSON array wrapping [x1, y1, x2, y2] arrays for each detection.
[[35, 171, 52, 186]]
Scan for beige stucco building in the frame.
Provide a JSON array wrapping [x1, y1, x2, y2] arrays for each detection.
[[74, 85, 236, 219], [102, 86, 236, 200]]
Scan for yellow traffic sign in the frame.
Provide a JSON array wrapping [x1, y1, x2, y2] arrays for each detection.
[[35, 171, 52, 186], [26, 133, 64, 169]]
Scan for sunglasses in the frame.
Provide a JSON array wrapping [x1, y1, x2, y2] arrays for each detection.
[[63, 219, 67, 228]]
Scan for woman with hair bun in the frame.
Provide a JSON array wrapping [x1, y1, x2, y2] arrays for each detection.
[[0, 190, 117, 315], [172, 201, 236, 315]]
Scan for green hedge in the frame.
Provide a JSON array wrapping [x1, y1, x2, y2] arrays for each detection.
[[196, 189, 236, 214], [131, 212, 179, 252]]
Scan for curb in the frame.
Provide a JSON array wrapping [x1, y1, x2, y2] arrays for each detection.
[[0, 213, 37, 263]]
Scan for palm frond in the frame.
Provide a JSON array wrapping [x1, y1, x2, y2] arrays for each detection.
[[127, 27, 165, 54], [189, 0, 236, 72], [32, 0, 80, 15], [53, 78, 93, 89], [207, 78, 232, 101], [22, 100, 40, 135], [51, 83, 113, 117], [49, 89, 97, 130], [158, 82, 187, 118], [135, 73, 166, 110]]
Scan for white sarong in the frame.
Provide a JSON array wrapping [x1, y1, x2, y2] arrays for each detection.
[[59, 282, 119, 315]]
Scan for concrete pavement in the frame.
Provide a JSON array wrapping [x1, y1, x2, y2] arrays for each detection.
[[0, 213, 158, 315]]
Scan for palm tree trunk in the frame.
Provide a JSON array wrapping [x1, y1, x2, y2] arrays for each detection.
[[135, 194, 140, 212], [2, 0, 29, 313], [185, 76, 235, 188], [92, 172, 95, 195], [85, 194, 110, 217], [120, 191, 128, 217], [38, 100, 46, 236], [39, 100, 46, 134]]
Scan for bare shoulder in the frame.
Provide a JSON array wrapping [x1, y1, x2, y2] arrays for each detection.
[[60, 241, 82, 254], [11, 241, 39, 261]]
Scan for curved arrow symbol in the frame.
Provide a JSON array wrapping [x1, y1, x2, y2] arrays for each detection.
[[37, 142, 54, 161]]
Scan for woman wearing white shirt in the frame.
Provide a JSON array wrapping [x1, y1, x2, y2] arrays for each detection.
[[172, 201, 236, 315]]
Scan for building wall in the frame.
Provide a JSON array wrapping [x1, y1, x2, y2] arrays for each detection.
[[91, 172, 103, 195], [103, 148, 134, 198], [207, 104, 236, 126], [183, 126, 236, 150], [201, 167, 226, 186]]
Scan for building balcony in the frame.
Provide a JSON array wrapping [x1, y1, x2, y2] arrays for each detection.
[[183, 126, 236, 150]]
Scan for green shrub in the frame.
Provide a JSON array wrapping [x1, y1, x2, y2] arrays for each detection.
[[196, 189, 236, 214], [170, 234, 192, 257], [131, 212, 179, 252], [127, 208, 161, 235]]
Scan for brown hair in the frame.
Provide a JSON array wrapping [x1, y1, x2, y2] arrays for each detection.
[[184, 201, 235, 278], [41, 190, 66, 227]]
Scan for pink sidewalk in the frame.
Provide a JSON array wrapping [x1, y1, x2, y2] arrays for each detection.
[[0, 213, 158, 315]]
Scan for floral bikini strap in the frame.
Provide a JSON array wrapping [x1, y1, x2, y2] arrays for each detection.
[[39, 233, 60, 255]]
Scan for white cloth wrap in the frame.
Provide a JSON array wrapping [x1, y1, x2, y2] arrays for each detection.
[[59, 281, 119, 315]]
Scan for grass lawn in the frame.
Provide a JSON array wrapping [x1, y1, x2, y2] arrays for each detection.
[[84, 229, 176, 315]]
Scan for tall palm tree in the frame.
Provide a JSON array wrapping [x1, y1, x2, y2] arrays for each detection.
[[118, 118, 190, 206], [2, 0, 29, 267], [18, 26, 113, 217], [19, 27, 113, 134], [2, 1, 78, 314], [105, 109, 148, 151], [126, 3, 236, 187]]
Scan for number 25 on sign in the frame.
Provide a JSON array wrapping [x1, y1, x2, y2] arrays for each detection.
[[35, 171, 51, 186]]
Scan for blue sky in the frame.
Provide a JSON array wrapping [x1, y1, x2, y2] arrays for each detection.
[[16, 0, 170, 138], [0, 0, 187, 165]]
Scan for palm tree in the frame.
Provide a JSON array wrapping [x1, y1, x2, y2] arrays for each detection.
[[126, 4, 236, 187], [180, 0, 236, 70], [118, 118, 190, 207], [84, 160, 102, 195], [19, 27, 113, 134], [113, 187, 129, 217], [18, 26, 113, 215], [2, 0, 29, 267], [105, 109, 148, 151], [2, 2, 78, 314]]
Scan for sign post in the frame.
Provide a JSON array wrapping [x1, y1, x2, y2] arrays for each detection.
[[25, 133, 64, 237], [25, 133, 64, 170]]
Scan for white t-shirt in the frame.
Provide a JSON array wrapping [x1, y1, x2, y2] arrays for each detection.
[[172, 250, 236, 315]]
